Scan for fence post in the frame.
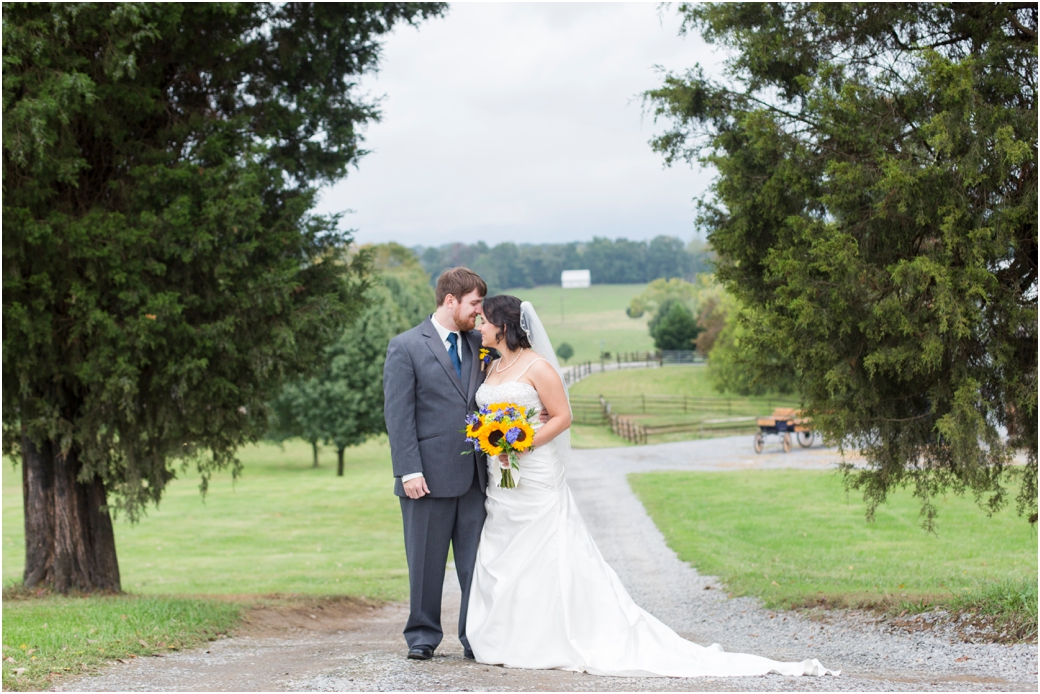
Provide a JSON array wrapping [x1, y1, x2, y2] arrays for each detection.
[[642, 394, 646, 414]]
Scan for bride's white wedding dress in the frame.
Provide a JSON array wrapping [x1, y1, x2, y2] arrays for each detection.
[[466, 370, 837, 678]]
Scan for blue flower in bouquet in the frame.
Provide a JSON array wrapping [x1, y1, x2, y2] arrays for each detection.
[[505, 427, 521, 444]]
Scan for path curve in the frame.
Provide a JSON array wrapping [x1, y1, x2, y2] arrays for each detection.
[[59, 437, 1037, 692]]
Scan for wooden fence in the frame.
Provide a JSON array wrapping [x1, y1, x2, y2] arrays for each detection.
[[570, 393, 799, 443], [577, 393, 797, 416], [608, 413, 759, 444]]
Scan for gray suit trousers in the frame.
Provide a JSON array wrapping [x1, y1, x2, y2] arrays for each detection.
[[399, 474, 486, 651]]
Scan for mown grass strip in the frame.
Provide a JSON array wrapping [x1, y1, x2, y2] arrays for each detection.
[[630, 469, 1037, 638], [4, 439, 408, 598], [1, 593, 241, 691]]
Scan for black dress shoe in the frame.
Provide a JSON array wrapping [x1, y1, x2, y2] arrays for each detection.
[[464, 649, 475, 660], [407, 645, 434, 660]]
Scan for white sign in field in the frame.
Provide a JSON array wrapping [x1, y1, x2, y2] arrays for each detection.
[[561, 269, 591, 288]]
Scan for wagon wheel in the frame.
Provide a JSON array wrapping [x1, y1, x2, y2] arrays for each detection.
[[797, 431, 814, 448], [753, 432, 764, 454], [782, 432, 792, 453]]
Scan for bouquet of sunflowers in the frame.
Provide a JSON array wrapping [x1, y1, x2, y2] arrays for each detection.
[[464, 402, 537, 488]]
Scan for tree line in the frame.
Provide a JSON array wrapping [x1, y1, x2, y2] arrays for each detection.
[[417, 236, 713, 292]]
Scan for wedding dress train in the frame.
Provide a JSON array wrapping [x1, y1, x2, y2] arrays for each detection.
[[466, 378, 837, 678]]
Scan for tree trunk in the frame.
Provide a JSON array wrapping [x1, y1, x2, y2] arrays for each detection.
[[336, 446, 345, 477], [312, 440, 319, 468], [22, 432, 121, 593]]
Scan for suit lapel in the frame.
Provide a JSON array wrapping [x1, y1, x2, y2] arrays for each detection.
[[422, 317, 466, 400], [465, 330, 485, 400]]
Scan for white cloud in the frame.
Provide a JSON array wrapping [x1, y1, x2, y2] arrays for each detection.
[[315, 2, 726, 246]]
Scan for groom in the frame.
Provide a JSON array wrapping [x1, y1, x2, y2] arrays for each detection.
[[383, 267, 489, 661]]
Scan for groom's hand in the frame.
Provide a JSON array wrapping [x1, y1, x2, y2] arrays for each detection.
[[539, 407, 550, 423], [403, 476, 430, 499]]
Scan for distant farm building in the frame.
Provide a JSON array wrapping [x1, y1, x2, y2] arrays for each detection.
[[561, 270, 591, 288]]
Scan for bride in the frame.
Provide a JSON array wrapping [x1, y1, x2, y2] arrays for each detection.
[[466, 295, 837, 678]]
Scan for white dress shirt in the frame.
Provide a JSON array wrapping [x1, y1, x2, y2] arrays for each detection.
[[402, 315, 462, 484]]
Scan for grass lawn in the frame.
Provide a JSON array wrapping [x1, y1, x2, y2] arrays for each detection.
[[630, 469, 1038, 636], [507, 284, 653, 364], [4, 438, 407, 598], [569, 423, 633, 449], [1, 595, 241, 691], [3, 438, 407, 689]]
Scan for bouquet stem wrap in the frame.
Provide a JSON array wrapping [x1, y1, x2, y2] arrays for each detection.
[[499, 451, 520, 489]]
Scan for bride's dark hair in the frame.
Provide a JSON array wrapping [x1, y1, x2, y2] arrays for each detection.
[[481, 295, 532, 352]]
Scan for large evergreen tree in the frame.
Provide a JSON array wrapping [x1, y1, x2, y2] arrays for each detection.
[[2, 2, 444, 592], [647, 3, 1037, 527]]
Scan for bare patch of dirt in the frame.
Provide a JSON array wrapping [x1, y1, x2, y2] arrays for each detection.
[[233, 595, 383, 637]]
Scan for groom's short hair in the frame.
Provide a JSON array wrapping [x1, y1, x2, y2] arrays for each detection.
[[436, 267, 488, 306]]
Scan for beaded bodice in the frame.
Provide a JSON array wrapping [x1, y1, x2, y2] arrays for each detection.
[[476, 381, 543, 414]]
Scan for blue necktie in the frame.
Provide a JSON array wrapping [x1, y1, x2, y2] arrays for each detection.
[[447, 332, 462, 380]]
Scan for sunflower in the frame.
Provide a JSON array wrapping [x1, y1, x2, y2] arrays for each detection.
[[465, 422, 483, 439], [508, 420, 536, 451], [477, 421, 506, 456]]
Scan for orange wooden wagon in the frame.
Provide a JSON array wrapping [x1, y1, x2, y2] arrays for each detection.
[[754, 407, 814, 453]]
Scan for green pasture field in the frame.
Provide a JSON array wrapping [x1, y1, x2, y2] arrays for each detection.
[[507, 284, 653, 364], [571, 364, 797, 403], [631, 469, 1038, 637], [569, 423, 633, 449], [570, 364, 720, 398]]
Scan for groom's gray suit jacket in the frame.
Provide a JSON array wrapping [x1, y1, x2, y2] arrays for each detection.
[[383, 316, 488, 497]]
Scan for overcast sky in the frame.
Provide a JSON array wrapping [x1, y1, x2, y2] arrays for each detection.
[[315, 2, 727, 248]]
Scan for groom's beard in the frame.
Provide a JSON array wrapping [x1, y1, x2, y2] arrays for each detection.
[[453, 306, 477, 332]]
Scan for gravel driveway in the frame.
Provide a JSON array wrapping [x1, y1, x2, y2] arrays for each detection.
[[59, 437, 1037, 692]]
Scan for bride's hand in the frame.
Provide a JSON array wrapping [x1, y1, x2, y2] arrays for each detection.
[[497, 451, 529, 466]]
